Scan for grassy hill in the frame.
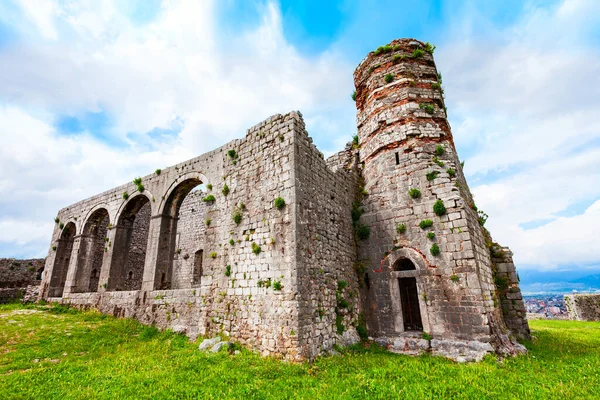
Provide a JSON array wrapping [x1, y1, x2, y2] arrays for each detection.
[[0, 303, 599, 399]]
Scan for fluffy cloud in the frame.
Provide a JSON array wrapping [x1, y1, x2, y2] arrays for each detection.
[[436, 0, 600, 270], [0, 0, 355, 257]]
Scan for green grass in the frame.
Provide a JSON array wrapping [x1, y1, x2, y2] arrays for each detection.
[[1, 303, 599, 399]]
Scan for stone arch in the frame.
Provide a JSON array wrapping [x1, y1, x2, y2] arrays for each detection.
[[82, 203, 114, 231], [158, 172, 209, 216], [386, 247, 431, 334], [154, 173, 207, 290], [71, 208, 109, 293], [48, 222, 76, 297], [107, 194, 151, 291]]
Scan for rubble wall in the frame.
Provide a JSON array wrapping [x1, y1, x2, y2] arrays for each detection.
[[565, 294, 600, 321]]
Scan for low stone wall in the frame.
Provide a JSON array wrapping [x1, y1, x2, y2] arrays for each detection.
[[564, 294, 600, 321], [0, 288, 26, 303]]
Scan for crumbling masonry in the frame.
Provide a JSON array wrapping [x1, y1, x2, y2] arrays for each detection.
[[41, 39, 530, 361]]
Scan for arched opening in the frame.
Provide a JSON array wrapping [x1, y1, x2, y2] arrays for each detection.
[[36, 267, 44, 281], [394, 258, 416, 271], [48, 222, 76, 297], [72, 208, 109, 293], [155, 177, 207, 290], [108, 195, 150, 291], [392, 258, 422, 331]]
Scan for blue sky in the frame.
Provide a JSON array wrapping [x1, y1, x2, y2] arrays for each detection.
[[0, 0, 599, 291]]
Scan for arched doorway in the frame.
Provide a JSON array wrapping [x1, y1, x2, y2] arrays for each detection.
[[48, 222, 76, 297], [155, 177, 204, 290], [108, 195, 150, 291], [393, 258, 423, 332], [72, 208, 109, 293]]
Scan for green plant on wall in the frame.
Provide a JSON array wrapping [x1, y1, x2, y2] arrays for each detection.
[[435, 145, 445, 156], [273, 281, 282, 291], [411, 48, 425, 58], [233, 210, 242, 225], [222, 184, 230, 196], [433, 199, 446, 216], [419, 219, 433, 229], [227, 149, 239, 165], [351, 91, 357, 101], [251, 242, 261, 255], [202, 194, 215, 203], [446, 168, 456, 177], [122, 192, 129, 200], [423, 42, 436, 54], [408, 188, 421, 199], [209, 252, 217, 259], [384, 73, 394, 83], [155, 169, 161, 175], [206, 184, 213, 190], [396, 223, 407, 234], [225, 265, 231, 277], [427, 232, 436, 240], [356, 224, 370, 240], [430, 243, 441, 256], [274, 197, 286, 210], [426, 171, 439, 181], [419, 103, 435, 114]]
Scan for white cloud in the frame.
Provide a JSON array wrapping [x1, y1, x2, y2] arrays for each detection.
[[435, 0, 600, 270], [0, 0, 354, 256], [15, 0, 59, 40]]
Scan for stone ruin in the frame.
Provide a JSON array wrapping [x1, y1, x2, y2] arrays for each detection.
[[564, 294, 600, 321], [0, 258, 45, 303], [40, 38, 530, 362]]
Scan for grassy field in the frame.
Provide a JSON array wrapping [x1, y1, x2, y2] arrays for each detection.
[[0, 303, 598, 399]]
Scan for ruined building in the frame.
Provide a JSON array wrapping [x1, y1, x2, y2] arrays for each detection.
[[40, 39, 530, 361]]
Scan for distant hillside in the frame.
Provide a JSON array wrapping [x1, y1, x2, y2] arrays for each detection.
[[519, 270, 600, 294]]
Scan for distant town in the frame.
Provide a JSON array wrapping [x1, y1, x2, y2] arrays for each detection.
[[524, 295, 569, 319]]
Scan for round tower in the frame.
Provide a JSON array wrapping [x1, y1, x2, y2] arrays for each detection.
[[353, 39, 518, 357]]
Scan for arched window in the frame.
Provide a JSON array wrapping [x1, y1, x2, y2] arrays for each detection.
[[108, 195, 150, 291], [48, 222, 76, 297], [72, 208, 109, 293], [155, 178, 207, 290]]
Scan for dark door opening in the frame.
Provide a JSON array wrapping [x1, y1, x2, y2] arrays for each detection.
[[399, 277, 423, 331]]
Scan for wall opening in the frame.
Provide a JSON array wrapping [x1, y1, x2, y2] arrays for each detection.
[[399, 277, 422, 331], [395, 152, 400, 165], [155, 178, 205, 290], [73, 208, 109, 293], [48, 222, 76, 297], [108, 195, 150, 291], [193, 249, 203, 286], [36, 267, 44, 281], [394, 258, 416, 271]]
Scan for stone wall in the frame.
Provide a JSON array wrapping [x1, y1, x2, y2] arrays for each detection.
[[0, 258, 44, 303], [294, 120, 361, 358], [565, 294, 600, 321], [491, 248, 531, 340], [42, 112, 304, 360]]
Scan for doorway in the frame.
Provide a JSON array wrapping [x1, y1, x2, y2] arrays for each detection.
[[399, 277, 423, 331]]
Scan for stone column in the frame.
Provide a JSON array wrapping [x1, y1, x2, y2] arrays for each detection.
[[98, 226, 120, 293], [142, 214, 176, 291], [62, 235, 84, 297]]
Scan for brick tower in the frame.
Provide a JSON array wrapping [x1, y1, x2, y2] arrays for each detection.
[[354, 38, 529, 359]]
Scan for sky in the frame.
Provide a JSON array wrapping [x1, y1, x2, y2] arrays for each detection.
[[0, 0, 599, 288]]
